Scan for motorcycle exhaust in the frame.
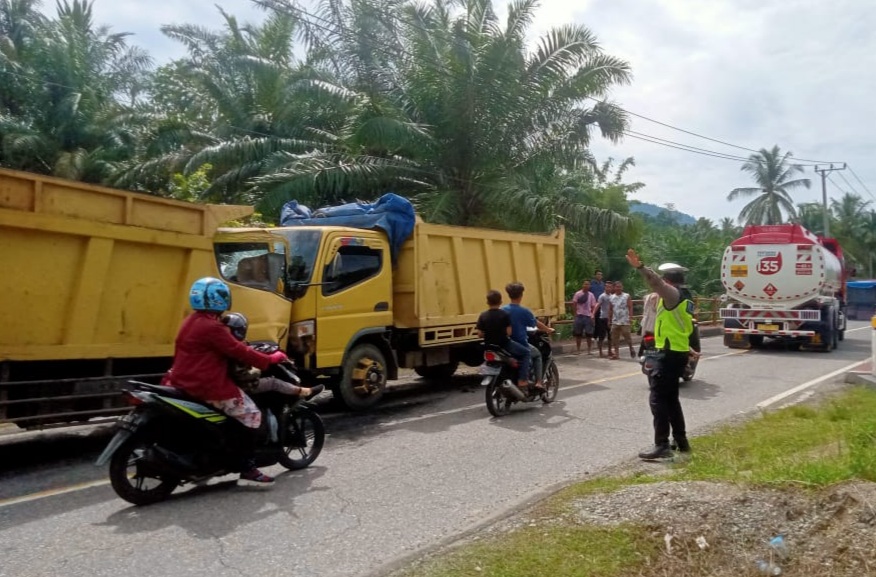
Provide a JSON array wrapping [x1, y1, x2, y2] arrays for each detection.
[[500, 379, 526, 402]]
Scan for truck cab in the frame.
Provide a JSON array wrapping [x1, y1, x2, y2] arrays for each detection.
[[213, 226, 394, 374]]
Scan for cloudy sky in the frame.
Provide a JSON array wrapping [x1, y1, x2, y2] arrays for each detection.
[[67, 0, 876, 222]]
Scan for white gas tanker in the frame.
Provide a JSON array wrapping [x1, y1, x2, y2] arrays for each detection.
[[720, 224, 849, 351]]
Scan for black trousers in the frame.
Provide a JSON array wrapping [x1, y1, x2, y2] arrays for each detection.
[[649, 350, 688, 446]]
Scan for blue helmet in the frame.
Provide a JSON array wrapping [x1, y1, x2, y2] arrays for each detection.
[[189, 277, 231, 312]]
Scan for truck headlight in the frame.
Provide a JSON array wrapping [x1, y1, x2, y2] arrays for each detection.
[[289, 320, 315, 354]]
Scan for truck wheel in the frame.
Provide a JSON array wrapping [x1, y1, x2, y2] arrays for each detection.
[[414, 362, 459, 381], [748, 335, 764, 348], [337, 344, 387, 411]]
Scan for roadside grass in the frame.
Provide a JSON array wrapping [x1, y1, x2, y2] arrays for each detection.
[[399, 524, 660, 577], [675, 387, 876, 487], [399, 386, 876, 577]]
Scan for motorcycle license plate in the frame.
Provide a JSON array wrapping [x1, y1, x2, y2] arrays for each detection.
[[479, 364, 501, 376], [757, 324, 779, 331]]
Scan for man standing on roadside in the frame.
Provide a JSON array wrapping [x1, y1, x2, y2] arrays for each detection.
[[572, 280, 597, 354], [608, 281, 635, 359], [626, 250, 694, 460], [590, 270, 606, 300], [594, 280, 613, 358]]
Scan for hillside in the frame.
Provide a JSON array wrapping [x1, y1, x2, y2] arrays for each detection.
[[630, 202, 697, 226]]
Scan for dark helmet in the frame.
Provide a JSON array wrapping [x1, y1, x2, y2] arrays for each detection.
[[222, 312, 249, 341]]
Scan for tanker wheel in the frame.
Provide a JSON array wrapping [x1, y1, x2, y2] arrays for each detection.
[[336, 344, 387, 411]]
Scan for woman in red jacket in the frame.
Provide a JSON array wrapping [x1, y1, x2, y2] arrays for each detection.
[[164, 277, 287, 485]]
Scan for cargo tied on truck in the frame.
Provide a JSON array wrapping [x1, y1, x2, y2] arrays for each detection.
[[720, 223, 849, 351]]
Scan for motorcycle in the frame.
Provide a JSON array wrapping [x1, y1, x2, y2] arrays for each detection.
[[96, 342, 325, 506], [640, 321, 701, 383], [480, 328, 559, 417]]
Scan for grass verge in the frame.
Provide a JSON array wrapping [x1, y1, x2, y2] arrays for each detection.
[[397, 386, 876, 577]]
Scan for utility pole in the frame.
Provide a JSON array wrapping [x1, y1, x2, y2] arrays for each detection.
[[813, 163, 847, 237]]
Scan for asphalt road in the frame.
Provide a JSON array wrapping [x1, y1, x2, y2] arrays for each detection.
[[0, 322, 871, 577]]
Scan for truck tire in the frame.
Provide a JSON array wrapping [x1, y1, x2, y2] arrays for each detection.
[[337, 344, 388, 411], [748, 335, 764, 348], [414, 362, 459, 381]]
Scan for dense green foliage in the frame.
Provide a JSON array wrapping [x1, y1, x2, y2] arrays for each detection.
[[1, 1, 870, 296]]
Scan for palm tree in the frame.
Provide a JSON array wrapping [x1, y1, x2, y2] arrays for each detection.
[[0, 0, 152, 182], [727, 145, 811, 225], [250, 0, 633, 232]]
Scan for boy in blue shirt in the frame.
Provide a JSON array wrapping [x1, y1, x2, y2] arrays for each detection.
[[503, 282, 555, 392]]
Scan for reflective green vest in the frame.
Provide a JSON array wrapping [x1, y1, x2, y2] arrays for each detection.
[[654, 297, 694, 352]]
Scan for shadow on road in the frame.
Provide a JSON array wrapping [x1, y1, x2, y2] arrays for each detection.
[[680, 379, 721, 401], [93, 466, 328, 539]]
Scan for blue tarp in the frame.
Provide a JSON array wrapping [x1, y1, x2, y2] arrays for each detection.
[[848, 281, 876, 289], [279, 194, 416, 263]]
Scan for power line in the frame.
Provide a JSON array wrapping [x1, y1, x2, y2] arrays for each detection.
[[847, 166, 876, 202], [625, 132, 762, 163], [827, 174, 849, 195], [623, 130, 826, 166], [586, 95, 844, 165], [836, 170, 862, 198]]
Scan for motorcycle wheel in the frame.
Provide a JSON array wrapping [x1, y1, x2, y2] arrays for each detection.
[[540, 362, 560, 403], [485, 377, 513, 417], [278, 406, 325, 470], [109, 434, 179, 506]]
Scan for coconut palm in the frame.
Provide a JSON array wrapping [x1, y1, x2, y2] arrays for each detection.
[[727, 145, 811, 225]]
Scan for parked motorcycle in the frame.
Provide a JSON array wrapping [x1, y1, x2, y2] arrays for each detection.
[[480, 329, 559, 417], [96, 342, 325, 506], [640, 321, 701, 383]]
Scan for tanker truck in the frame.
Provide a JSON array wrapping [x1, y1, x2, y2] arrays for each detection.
[[720, 224, 848, 351]]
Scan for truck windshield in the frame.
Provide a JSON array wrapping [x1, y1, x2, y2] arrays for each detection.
[[215, 242, 284, 292], [275, 229, 323, 300]]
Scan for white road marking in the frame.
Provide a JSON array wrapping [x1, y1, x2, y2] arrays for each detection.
[[756, 360, 869, 410], [0, 479, 110, 508]]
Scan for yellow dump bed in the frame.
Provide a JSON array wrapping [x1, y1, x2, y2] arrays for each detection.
[[0, 168, 252, 362], [394, 221, 565, 329]]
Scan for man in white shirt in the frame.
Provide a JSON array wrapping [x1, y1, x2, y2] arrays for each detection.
[[608, 281, 635, 359]]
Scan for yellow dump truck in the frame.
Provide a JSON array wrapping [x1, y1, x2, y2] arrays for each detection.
[[214, 220, 565, 410], [0, 168, 251, 427], [1, 168, 565, 424]]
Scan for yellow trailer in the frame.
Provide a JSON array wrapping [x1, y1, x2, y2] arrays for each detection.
[[213, 219, 565, 410], [0, 168, 251, 426]]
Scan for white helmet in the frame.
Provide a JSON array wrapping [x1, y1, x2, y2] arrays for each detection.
[[657, 262, 689, 273]]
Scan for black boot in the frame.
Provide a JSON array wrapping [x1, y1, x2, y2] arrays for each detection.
[[638, 444, 672, 460], [670, 437, 691, 453]]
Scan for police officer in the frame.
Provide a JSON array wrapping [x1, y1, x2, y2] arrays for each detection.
[[626, 249, 694, 460]]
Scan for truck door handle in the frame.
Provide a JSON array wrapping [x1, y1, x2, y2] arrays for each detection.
[[374, 301, 389, 312]]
